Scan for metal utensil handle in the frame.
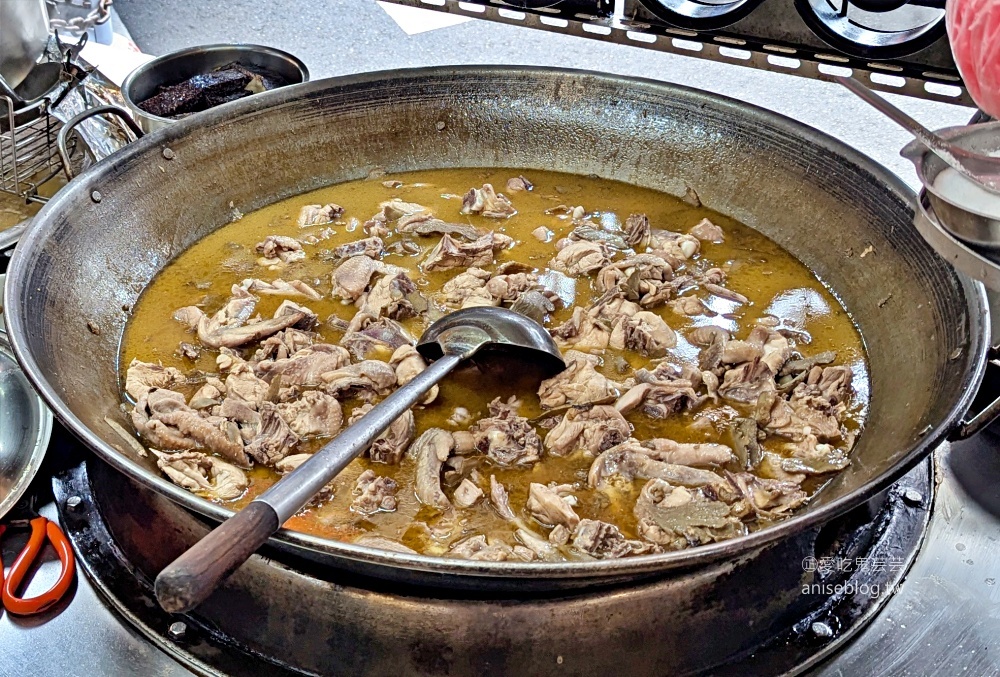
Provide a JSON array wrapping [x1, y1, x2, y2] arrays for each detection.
[[57, 104, 144, 180], [950, 346, 1000, 441], [153, 353, 462, 614], [836, 76, 939, 145]]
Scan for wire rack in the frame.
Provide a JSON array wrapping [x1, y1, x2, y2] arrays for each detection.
[[1, 95, 65, 204]]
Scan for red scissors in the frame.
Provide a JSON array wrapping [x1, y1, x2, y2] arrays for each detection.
[[0, 495, 75, 615]]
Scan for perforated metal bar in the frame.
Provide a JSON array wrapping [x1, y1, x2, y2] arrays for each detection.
[[379, 0, 972, 107]]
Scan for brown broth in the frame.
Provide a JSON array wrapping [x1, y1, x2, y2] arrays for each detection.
[[121, 168, 869, 553]]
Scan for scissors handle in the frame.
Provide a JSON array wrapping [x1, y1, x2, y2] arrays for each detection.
[[1, 517, 76, 615]]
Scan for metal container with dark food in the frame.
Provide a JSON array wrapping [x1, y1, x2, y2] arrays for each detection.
[[3, 67, 994, 591], [122, 43, 309, 133]]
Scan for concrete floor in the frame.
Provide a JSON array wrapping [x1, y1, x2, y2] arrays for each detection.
[[113, 0, 973, 188]]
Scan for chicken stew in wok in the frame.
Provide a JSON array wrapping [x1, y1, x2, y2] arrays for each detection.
[[120, 168, 868, 561]]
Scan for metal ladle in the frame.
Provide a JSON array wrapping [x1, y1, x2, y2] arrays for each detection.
[[837, 76, 1000, 196], [153, 306, 566, 613]]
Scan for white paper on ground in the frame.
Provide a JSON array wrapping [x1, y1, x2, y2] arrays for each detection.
[[377, 1, 473, 35]]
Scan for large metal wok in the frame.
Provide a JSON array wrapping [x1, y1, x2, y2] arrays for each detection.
[[3, 67, 993, 590]]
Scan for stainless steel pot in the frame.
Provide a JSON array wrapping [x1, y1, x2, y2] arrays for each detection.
[[3, 67, 994, 590], [121, 43, 310, 133]]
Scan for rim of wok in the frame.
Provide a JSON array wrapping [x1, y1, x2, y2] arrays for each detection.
[[5, 66, 990, 580]]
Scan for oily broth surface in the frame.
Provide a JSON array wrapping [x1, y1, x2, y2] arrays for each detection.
[[121, 168, 869, 553]]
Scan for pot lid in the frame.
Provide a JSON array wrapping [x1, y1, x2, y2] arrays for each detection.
[[0, 273, 53, 520]]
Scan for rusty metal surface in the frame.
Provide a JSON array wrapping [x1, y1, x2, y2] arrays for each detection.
[[2, 67, 990, 586], [45, 448, 928, 676]]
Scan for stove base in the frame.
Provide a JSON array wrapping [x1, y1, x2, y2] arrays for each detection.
[[52, 455, 932, 676]]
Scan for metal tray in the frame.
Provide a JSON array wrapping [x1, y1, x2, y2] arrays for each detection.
[[0, 272, 53, 519]]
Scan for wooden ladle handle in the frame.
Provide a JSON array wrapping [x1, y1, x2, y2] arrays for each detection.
[[154, 501, 278, 614]]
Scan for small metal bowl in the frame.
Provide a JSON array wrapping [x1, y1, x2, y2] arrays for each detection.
[[121, 44, 309, 134], [902, 122, 1000, 250], [0, 275, 53, 520]]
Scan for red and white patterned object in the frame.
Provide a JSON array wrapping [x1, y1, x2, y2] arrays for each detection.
[[947, 0, 1000, 117]]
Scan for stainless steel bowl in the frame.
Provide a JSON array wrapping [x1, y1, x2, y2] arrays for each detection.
[[121, 43, 309, 133], [902, 122, 1000, 250], [0, 274, 53, 520]]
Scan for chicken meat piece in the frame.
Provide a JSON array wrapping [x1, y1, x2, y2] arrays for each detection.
[[781, 434, 850, 475], [256, 344, 352, 386], [634, 479, 746, 550], [131, 389, 250, 467], [550, 306, 611, 353], [422, 232, 512, 271], [594, 253, 675, 307], [408, 428, 455, 510], [390, 344, 438, 404], [670, 295, 706, 316], [378, 198, 428, 222], [241, 278, 322, 301], [460, 183, 516, 218], [449, 535, 517, 561], [641, 438, 734, 467], [469, 397, 543, 467], [189, 382, 223, 410], [221, 357, 270, 408], [244, 402, 298, 465], [452, 478, 484, 508], [650, 230, 700, 260], [609, 310, 676, 358], [361, 271, 421, 321], [728, 472, 808, 517], [396, 212, 482, 240], [194, 288, 309, 349], [275, 390, 343, 438], [763, 394, 843, 443], [624, 213, 651, 249], [333, 236, 384, 260], [510, 289, 557, 324], [217, 397, 261, 444], [571, 519, 637, 559], [718, 358, 776, 404], [526, 482, 580, 529], [793, 365, 853, 406], [253, 328, 314, 362], [544, 405, 631, 456], [588, 439, 722, 489], [537, 350, 621, 409], [569, 223, 629, 250], [548, 241, 611, 277], [688, 218, 725, 243], [331, 255, 404, 301], [349, 403, 416, 465], [440, 268, 494, 308], [320, 360, 397, 400], [489, 475, 517, 521], [614, 380, 705, 419], [124, 359, 184, 401], [687, 325, 729, 371], [350, 469, 399, 515], [506, 175, 533, 192], [255, 235, 304, 264], [152, 449, 248, 501], [298, 203, 344, 227], [341, 316, 413, 361]]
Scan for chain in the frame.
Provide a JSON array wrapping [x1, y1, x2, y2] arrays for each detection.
[[46, 0, 113, 32]]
